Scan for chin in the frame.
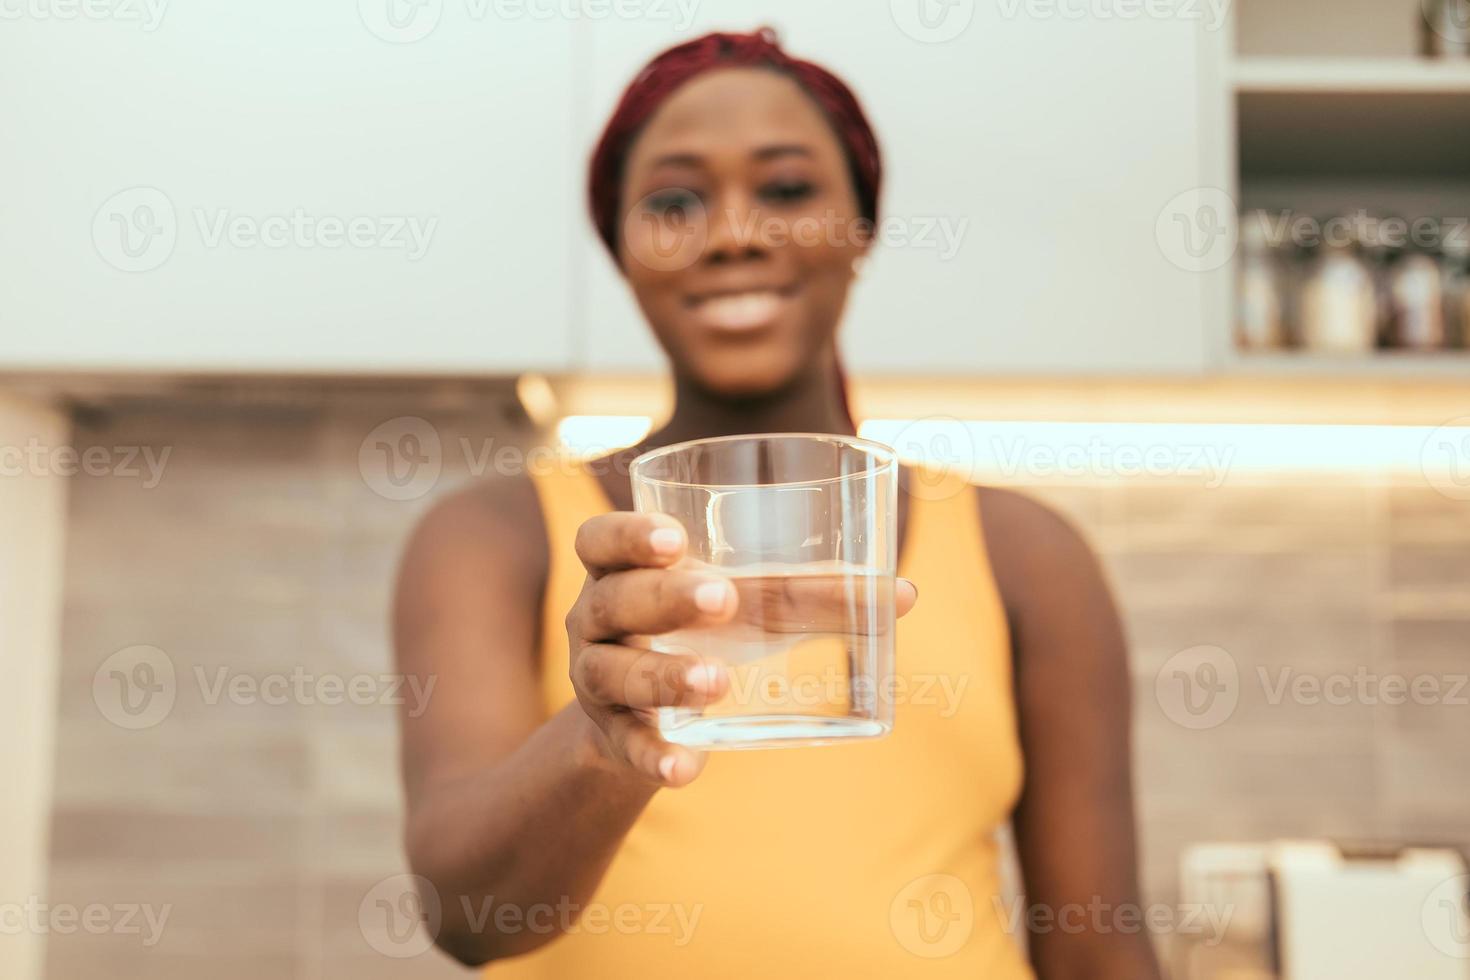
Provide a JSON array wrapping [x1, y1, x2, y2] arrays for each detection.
[[688, 357, 800, 401]]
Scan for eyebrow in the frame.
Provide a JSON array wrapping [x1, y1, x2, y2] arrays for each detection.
[[647, 143, 816, 169]]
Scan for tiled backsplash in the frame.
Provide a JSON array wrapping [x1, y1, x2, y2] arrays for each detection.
[[44, 389, 1470, 978]]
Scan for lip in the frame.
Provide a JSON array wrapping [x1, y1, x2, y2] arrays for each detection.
[[684, 282, 801, 332]]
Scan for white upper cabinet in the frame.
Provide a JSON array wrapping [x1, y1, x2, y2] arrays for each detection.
[[0, 1, 579, 372], [0, 0, 1215, 375], [575, 0, 1217, 376]]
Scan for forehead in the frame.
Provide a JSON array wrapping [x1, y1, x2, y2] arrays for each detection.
[[625, 67, 847, 170]]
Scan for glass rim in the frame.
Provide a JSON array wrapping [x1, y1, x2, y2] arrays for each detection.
[[628, 432, 898, 491]]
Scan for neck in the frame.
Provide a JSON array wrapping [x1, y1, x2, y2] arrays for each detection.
[[648, 357, 855, 450]]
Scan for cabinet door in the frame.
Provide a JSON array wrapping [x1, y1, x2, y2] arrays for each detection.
[[575, 0, 1212, 375], [0, 1, 578, 373]]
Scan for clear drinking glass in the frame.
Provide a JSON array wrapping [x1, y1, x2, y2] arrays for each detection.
[[629, 433, 899, 750]]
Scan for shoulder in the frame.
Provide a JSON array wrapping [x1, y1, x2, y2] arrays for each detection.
[[397, 470, 549, 592], [972, 485, 1108, 616]]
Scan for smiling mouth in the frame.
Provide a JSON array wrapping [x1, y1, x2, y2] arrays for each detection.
[[686, 284, 800, 331]]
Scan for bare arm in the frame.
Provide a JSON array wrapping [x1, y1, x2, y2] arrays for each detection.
[[392, 475, 733, 965], [979, 487, 1161, 980]]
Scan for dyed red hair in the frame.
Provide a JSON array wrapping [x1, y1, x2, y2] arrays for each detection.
[[587, 27, 883, 261]]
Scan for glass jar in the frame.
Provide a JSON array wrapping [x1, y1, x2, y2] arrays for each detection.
[[1298, 232, 1378, 353]]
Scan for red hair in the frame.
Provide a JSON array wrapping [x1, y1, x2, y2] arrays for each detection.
[[587, 27, 883, 261]]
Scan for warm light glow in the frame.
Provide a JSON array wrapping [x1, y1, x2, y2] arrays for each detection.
[[515, 373, 559, 427], [859, 419, 1470, 484], [556, 415, 653, 457]]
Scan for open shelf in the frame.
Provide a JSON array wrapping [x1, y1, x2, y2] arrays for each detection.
[[1236, 59, 1470, 178], [1234, 57, 1470, 93], [1224, 349, 1470, 378]]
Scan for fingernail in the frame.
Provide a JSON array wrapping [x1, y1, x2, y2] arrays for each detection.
[[900, 578, 918, 599], [658, 755, 677, 782], [694, 579, 732, 614], [649, 527, 683, 555], [685, 663, 723, 691]]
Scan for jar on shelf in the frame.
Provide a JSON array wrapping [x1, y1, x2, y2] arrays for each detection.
[[1388, 247, 1447, 350], [1443, 234, 1470, 347], [1236, 210, 1287, 350], [1297, 228, 1378, 354]]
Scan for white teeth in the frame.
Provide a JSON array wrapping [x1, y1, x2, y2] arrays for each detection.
[[694, 291, 783, 330]]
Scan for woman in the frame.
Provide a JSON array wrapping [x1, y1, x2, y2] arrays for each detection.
[[394, 29, 1159, 979]]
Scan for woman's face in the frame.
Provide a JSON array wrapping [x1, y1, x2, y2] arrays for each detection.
[[617, 68, 870, 398]]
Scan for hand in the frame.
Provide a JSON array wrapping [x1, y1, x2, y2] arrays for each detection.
[[565, 511, 917, 788]]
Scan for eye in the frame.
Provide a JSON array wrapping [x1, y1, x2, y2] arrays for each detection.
[[759, 179, 816, 205], [643, 188, 702, 220]]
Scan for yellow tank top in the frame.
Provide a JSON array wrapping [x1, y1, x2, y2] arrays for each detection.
[[492, 464, 1033, 979]]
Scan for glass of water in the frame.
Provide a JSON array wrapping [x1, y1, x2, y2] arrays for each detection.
[[629, 433, 899, 750]]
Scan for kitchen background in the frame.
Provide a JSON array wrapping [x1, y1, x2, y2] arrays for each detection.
[[3, 0, 1470, 978]]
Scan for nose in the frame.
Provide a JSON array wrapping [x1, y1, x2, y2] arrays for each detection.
[[701, 187, 769, 265]]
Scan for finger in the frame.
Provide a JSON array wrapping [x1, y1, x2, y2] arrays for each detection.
[[727, 574, 911, 635], [601, 710, 708, 787], [574, 512, 687, 578], [574, 643, 729, 709], [577, 568, 736, 641], [896, 578, 918, 618]]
